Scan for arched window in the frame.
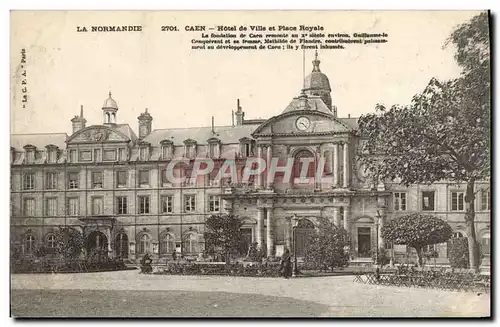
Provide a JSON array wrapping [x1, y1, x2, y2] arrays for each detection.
[[105, 112, 110, 123], [25, 235, 35, 254], [138, 234, 151, 254], [115, 233, 129, 258], [46, 234, 56, 252], [160, 233, 175, 255], [293, 150, 315, 180], [183, 232, 198, 254]]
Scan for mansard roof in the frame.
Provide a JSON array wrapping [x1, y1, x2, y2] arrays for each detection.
[[11, 133, 68, 151], [143, 124, 258, 146]]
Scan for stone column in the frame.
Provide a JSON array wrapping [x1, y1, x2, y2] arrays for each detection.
[[343, 205, 350, 232], [266, 145, 272, 188], [256, 146, 263, 188], [343, 143, 349, 188], [266, 208, 275, 257], [106, 228, 113, 258], [333, 207, 340, 226], [332, 143, 339, 187], [378, 207, 386, 249], [256, 208, 265, 249], [315, 146, 321, 189], [285, 217, 292, 250]]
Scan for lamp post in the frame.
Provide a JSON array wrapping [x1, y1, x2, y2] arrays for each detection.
[[291, 215, 299, 277]]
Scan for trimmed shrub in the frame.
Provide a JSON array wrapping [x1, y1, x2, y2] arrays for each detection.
[[448, 237, 470, 268]]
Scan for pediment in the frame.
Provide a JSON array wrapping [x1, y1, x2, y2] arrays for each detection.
[[67, 126, 130, 144], [252, 110, 350, 137]]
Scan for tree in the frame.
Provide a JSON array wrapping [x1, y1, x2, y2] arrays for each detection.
[[54, 227, 85, 259], [204, 213, 243, 264], [381, 214, 452, 267], [358, 13, 490, 270], [303, 217, 350, 271], [448, 237, 470, 269]]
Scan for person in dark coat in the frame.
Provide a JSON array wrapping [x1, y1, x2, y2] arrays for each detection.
[[280, 248, 292, 279], [140, 253, 153, 273], [172, 250, 177, 262]]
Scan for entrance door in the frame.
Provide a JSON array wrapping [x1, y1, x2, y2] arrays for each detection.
[[295, 219, 315, 256], [86, 231, 108, 255], [239, 228, 252, 255], [357, 227, 371, 257], [114, 233, 129, 258]]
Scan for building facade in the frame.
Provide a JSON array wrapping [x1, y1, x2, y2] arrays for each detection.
[[10, 54, 491, 264]]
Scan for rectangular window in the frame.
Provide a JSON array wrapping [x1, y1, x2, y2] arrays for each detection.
[[161, 196, 173, 213], [162, 146, 171, 159], [103, 149, 117, 161], [69, 149, 77, 163], [481, 189, 490, 211], [47, 150, 57, 163], [451, 192, 465, 211], [394, 192, 407, 211], [23, 198, 35, 216], [45, 198, 57, 216], [139, 147, 147, 161], [209, 195, 220, 212], [160, 169, 170, 186], [138, 170, 149, 187], [45, 172, 57, 190], [92, 197, 103, 215], [68, 172, 79, 189], [117, 196, 128, 215], [184, 195, 196, 212], [422, 191, 435, 211], [117, 171, 127, 187], [79, 150, 92, 162], [67, 198, 79, 216], [26, 151, 35, 163], [92, 172, 103, 188], [138, 196, 150, 214], [23, 173, 35, 190]]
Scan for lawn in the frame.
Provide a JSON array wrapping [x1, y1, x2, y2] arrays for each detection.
[[11, 289, 329, 317]]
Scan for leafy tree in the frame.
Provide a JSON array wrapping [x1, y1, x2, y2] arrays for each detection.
[[381, 214, 452, 267], [358, 13, 490, 270], [204, 213, 243, 264], [303, 217, 350, 271], [54, 227, 85, 259]]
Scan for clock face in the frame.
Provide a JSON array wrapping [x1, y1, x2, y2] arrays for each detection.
[[296, 116, 310, 131]]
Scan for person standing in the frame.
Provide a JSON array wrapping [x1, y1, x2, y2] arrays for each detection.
[[281, 248, 292, 279]]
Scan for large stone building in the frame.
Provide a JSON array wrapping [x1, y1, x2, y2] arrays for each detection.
[[10, 54, 490, 264]]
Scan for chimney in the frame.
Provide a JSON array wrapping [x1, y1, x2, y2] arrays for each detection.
[[138, 108, 153, 139], [71, 105, 87, 134], [235, 99, 244, 126]]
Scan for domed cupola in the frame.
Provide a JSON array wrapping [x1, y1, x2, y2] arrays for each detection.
[[102, 92, 118, 125], [303, 51, 332, 110]]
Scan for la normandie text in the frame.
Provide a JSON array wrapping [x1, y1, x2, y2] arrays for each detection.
[[77, 25, 143, 32]]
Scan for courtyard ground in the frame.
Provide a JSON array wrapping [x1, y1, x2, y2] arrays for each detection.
[[10, 270, 490, 317]]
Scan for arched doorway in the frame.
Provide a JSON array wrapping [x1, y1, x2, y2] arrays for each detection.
[[293, 150, 316, 182], [114, 233, 129, 258], [86, 231, 108, 255], [295, 219, 315, 256]]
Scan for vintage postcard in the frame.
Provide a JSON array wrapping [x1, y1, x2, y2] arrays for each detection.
[[10, 10, 491, 318]]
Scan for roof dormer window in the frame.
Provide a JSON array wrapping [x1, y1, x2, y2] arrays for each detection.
[[239, 138, 254, 157], [23, 144, 36, 164], [183, 139, 197, 159], [160, 140, 174, 160], [45, 144, 59, 164], [207, 138, 221, 159], [138, 141, 150, 161]]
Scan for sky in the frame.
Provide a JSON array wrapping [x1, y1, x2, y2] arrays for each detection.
[[10, 10, 482, 135]]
